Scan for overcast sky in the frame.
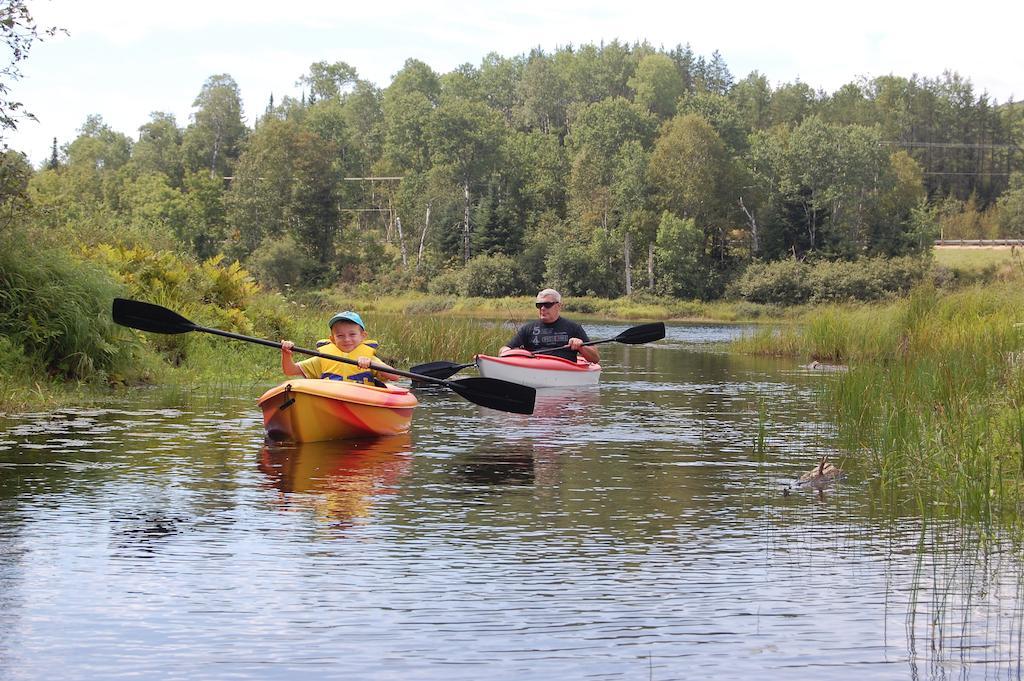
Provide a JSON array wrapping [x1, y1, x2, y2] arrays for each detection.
[[5, 0, 1021, 165]]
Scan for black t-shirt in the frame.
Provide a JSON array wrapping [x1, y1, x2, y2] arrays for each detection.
[[506, 316, 590, 361]]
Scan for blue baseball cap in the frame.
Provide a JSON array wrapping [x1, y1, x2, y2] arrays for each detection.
[[327, 311, 365, 330]]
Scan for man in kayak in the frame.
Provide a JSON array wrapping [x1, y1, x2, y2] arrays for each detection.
[[280, 311, 400, 384], [499, 289, 600, 363]]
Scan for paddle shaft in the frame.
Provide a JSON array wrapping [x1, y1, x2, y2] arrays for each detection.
[[190, 323, 452, 387], [532, 336, 611, 357], [522, 322, 666, 356], [411, 339, 601, 377], [112, 298, 536, 414], [500, 331, 612, 363], [410, 321, 665, 379], [528, 329, 656, 357]]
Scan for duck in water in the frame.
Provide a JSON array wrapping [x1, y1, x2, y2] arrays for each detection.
[[782, 455, 843, 496]]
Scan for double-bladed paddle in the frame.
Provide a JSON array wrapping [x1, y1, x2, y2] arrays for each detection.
[[112, 298, 536, 415], [409, 321, 667, 380]]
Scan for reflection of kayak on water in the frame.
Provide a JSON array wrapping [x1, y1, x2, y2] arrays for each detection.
[[531, 386, 601, 419], [477, 386, 600, 423], [257, 379, 418, 443], [259, 434, 413, 522]]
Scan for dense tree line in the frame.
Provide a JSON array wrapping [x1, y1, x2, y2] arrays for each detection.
[[8, 40, 1024, 299]]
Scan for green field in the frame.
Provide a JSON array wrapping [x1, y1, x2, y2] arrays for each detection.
[[933, 245, 1023, 273]]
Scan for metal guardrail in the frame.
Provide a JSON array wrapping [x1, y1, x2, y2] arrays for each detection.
[[934, 239, 1024, 246]]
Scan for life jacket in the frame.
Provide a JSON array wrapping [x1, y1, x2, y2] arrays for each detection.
[[313, 339, 381, 384]]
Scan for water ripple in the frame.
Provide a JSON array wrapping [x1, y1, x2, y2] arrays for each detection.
[[0, 338, 1020, 680]]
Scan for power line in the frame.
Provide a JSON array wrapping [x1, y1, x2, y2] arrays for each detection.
[[221, 176, 404, 181], [923, 171, 1013, 176], [343, 176, 403, 181], [882, 141, 1019, 150]]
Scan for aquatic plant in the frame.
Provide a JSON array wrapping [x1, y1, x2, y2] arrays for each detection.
[[734, 282, 1024, 521]]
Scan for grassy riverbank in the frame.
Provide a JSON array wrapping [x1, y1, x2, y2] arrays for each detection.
[[738, 282, 1024, 520], [0, 296, 519, 412], [296, 289, 784, 323], [1, 286, 780, 412]]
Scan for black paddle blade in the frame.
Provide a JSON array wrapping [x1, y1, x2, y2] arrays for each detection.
[[408, 360, 475, 380], [614, 322, 666, 345], [448, 377, 536, 415], [112, 298, 196, 334]]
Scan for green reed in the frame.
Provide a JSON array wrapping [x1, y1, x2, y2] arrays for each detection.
[[365, 313, 511, 366], [753, 397, 771, 459], [737, 283, 1024, 522]]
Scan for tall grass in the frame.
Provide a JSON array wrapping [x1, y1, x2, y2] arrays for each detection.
[[0, 234, 128, 382], [735, 283, 1024, 521], [732, 304, 901, 363], [266, 306, 512, 368]]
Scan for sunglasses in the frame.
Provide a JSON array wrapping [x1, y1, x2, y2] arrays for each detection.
[[535, 301, 559, 309]]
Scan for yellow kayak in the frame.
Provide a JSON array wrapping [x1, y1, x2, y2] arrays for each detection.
[[258, 379, 418, 443]]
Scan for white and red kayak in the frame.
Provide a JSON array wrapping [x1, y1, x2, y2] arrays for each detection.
[[475, 349, 601, 388]]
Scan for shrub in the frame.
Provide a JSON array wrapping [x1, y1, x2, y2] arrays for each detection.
[[427, 268, 464, 296], [870, 255, 929, 295], [247, 233, 317, 291], [561, 297, 597, 314], [198, 255, 259, 308], [90, 244, 258, 313], [807, 260, 883, 302], [460, 254, 524, 297], [733, 256, 929, 305], [87, 243, 262, 366], [371, 266, 429, 294], [732, 259, 811, 305]]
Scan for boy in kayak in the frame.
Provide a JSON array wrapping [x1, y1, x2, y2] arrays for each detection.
[[499, 288, 600, 363], [280, 311, 401, 385]]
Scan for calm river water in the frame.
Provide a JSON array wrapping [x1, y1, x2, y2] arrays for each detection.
[[1, 322, 1022, 680]]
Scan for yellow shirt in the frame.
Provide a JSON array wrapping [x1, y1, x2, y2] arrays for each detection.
[[297, 340, 381, 384]]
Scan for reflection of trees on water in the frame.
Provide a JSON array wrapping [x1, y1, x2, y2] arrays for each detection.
[[259, 435, 413, 525], [111, 512, 186, 556], [450, 443, 537, 486]]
